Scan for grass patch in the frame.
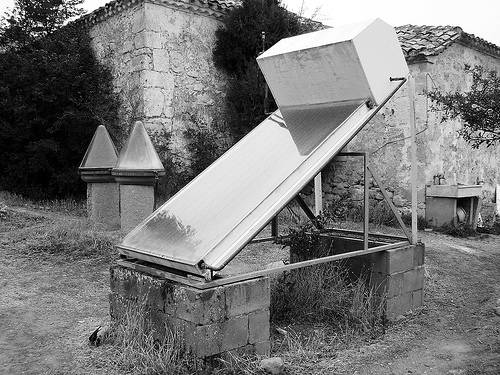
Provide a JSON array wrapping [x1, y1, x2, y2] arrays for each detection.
[[437, 222, 478, 238], [23, 220, 119, 262], [270, 263, 384, 334], [96, 300, 193, 375], [0, 190, 86, 216]]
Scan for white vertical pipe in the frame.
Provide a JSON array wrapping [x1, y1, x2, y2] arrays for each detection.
[[364, 154, 369, 250], [409, 75, 418, 244], [314, 172, 322, 216]]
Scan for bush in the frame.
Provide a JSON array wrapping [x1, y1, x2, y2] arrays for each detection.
[[438, 222, 477, 238], [184, 116, 230, 178], [213, 0, 321, 140], [0, 23, 121, 199]]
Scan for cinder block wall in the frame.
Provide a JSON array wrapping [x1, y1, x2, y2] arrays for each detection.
[[109, 266, 271, 358], [290, 236, 425, 320], [371, 244, 425, 319]]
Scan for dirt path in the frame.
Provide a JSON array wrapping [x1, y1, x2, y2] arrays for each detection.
[[0, 208, 113, 375], [0, 206, 499, 374], [321, 232, 500, 375]]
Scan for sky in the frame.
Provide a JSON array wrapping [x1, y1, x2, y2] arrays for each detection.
[[1, 0, 499, 46]]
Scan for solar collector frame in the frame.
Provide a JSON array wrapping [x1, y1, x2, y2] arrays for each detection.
[[116, 18, 412, 282]]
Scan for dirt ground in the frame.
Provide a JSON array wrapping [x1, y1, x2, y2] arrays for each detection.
[[0, 204, 499, 375]]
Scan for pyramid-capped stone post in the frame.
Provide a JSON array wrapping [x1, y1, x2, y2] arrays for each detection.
[[79, 125, 120, 229], [112, 121, 165, 232]]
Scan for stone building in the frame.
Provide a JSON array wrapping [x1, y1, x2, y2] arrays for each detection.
[[77, 1, 500, 218], [78, 0, 236, 153], [341, 25, 500, 218]]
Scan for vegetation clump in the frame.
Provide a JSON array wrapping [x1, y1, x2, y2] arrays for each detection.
[[428, 65, 500, 148], [0, 0, 121, 199], [213, 0, 321, 140], [272, 223, 385, 336]]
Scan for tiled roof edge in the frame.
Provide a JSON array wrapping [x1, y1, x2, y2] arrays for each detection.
[[74, 0, 236, 27]]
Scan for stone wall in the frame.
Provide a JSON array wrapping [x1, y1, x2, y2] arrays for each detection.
[[88, 3, 145, 143], [326, 45, 500, 219], [109, 266, 271, 358], [88, 1, 229, 159]]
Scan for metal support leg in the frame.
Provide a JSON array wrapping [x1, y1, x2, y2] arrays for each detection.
[[368, 165, 412, 241], [409, 75, 418, 244], [363, 154, 369, 250], [314, 172, 323, 216], [271, 217, 278, 237], [295, 195, 323, 230]]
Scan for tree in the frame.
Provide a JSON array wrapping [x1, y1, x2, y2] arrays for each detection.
[[213, 0, 322, 140], [428, 65, 500, 148], [0, 1, 121, 199], [0, 0, 84, 48]]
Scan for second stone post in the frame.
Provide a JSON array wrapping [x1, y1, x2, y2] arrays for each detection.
[[113, 121, 165, 232]]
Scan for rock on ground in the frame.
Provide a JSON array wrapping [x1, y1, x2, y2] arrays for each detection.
[[260, 357, 285, 375]]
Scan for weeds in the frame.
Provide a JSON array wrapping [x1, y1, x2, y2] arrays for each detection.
[[0, 190, 85, 215], [26, 220, 118, 261], [99, 301, 191, 375], [438, 222, 478, 238], [270, 264, 384, 334]]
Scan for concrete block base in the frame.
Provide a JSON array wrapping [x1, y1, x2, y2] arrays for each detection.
[[87, 182, 120, 229], [290, 236, 425, 321], [370, 243, 425, 320], [109, 266, 271, 358], [119, 185, 155, 231]]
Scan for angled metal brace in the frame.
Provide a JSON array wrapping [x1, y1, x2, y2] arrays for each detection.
[[367, 165, 412, 241], [295, 194, 324, 229]]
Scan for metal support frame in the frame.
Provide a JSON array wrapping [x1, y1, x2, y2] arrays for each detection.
[[367, 165, 412, 241], [338, 152, 370, 249], [314, 173, 323, 216], [118, 240, 409, 290], [337, 152, 412, 244], [295, 194, 324, 229], [408, 75, 418, 244], [115, 78, 416, 287]]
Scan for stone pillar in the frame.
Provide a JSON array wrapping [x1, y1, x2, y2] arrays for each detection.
[[119, 184, 155, 231], [371, 244, 425, 320], [87, 182, 120, 229], [79, 125, 120, 230], [112, 121, 165, 232], [109, 266, 271, 358]]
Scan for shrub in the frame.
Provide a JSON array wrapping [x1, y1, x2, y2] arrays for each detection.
[[184, 116, 230, 178], [0, 3, 121, 199], [438, 222, 477, 238], [401, 212, 428, 230], [213, 0, 321, 140]]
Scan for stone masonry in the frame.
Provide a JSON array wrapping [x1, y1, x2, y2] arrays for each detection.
[[109, 265, 271, 358], [87, 182, 120, 229], [82, 3, 500, 219], [119, 185, 155, 231], [87, 1, 229, 161], [371, 243, 425, 320]]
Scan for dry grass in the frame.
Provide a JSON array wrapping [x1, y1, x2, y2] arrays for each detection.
[[21, 219, 119, 261], [0, 190, 86, 216], [270, 262, 385, 334], [96, 301, 193, 375]]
